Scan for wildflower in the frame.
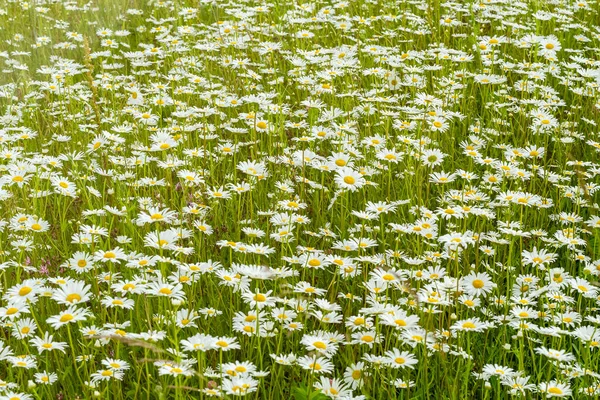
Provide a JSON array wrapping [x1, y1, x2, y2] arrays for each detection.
[[462, 272, 496, 297], [222, 377, 258, 396], [30, 332, 68, 353], [94, 248, 128, 264], [46, 307, 90, 329], [52, 280, 92, 305], [384, 348, 418, 369], [451, 318, 492, 332], [539, 381, 572, 397], [301, 334, 338, 358], [535, 347, 576, 363], [313, 377, 351, 398], [34, 371, 58, 385], [90, 369, 125, 383], [297, 356, 334, 374], [213, 336, 241, 352], [0, 300, 30, 320], [335, 167, 365, 191]]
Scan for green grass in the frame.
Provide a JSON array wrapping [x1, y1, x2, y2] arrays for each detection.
[[0, 0, 599, 399]]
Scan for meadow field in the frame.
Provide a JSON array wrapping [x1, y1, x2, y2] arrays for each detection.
[[0, 0, 599, 398]]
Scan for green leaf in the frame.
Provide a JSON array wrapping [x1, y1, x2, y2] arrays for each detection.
[[292, 384, 328, 400]]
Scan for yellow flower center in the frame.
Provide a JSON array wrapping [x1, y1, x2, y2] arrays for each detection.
[[308, 259, 321, 267], [313, 341, 327, 349], [66, 293, 82, 303], [19, 287, 32, 296], [60, 314, 74, 323]]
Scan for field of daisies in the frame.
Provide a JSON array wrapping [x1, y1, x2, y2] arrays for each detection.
[[2, 0, 600, 399]]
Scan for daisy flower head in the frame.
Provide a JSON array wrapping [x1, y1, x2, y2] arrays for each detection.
[[335, 167, 366, 192], [462, 272, 496, 297]]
